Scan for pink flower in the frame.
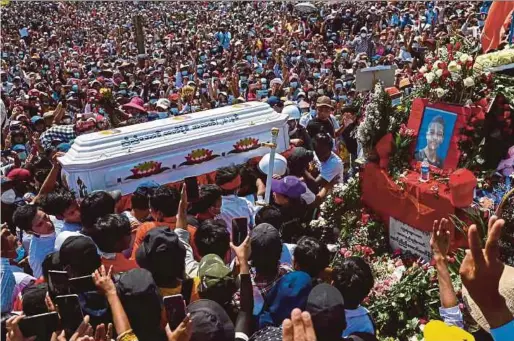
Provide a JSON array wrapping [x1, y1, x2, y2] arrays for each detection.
[[344, 251, 353, 258], [339, 248, 348, 256], [395, 259, 403, 267], [448, 256, 456, 264], [393, 249, 402, 256], [419, 318, 428, 325], [354, 245, 363, 253], [334, 197, 344, 205]]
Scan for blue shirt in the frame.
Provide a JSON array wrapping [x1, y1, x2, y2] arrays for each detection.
[[29, 233, 56, 278], [1, 258, 15, 313], [491, 320, 514, 341]]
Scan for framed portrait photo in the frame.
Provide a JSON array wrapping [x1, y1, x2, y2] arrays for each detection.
[[414, 108, 457, 168], [407, 99, 473, 170]]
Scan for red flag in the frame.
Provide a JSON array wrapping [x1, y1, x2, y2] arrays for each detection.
[[481, 2, 514, 53]]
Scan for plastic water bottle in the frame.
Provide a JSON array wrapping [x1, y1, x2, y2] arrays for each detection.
[[420, 158, 430, 182]]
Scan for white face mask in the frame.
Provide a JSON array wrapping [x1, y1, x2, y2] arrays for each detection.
[[1, 189, 16, 204], [361, 33, 367, 38]]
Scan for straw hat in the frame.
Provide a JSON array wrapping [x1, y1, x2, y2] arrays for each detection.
[[462, 265, 514, 331]]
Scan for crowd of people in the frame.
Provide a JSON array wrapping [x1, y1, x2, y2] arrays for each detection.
[[1, 1, 513, 341]]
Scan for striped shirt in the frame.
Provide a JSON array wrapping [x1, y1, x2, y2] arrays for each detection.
[[1, 257, 16, 313]]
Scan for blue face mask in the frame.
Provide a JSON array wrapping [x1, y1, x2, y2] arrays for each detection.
[[240, 75, 248, 82], [246, 55, 252, 62], [171, 107, 179, 115], [74, 72, 80, 78], [310, 109, 316, 117], [290, 81, 298, 89], [260, 59, 267, 65], [197, 69, 203, 75], [308, 58, 315, 63], [321, 68, 329, 74], [256, 67, 263, 74], [335, 84, 343, 90], [15, 245, 25, 263], [342, 52, 348, 58], [200, 55, 207, 62], [17, 152, 27, 161], [261, 84, 267, 90], [313, 73, 321, 79], [181, 70, 188, 76]]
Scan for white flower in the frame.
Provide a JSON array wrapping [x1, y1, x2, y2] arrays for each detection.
[[459, 53, 470, 63], [463, 77, 475, 88], [419, 66, 427, 74], [448, 61, 462, 72], [436, 88, 446, 98], [435, 69, 443, 78], [432, 62, 439, 71], [424, 72, 435, 84]]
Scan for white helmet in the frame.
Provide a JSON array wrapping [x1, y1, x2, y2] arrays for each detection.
[[282, 103, 301, 120], [258, 153, 288, 176]]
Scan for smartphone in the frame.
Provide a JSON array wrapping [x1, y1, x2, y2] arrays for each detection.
[[54, 295, 84, 335], [181, 279, 194, 306], [18, 312, 60, 337], [1, 150, 11, 157], [163, 294, 186, 330], [184, 176, 199, 201], [48, 270, 70, 297], [232, 217, 248, 246], [68, 275, 96, 294]]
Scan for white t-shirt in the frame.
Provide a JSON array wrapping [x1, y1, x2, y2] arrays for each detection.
[[315, 152, 344, 183]]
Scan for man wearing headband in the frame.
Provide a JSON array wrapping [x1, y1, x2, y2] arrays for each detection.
[[215, 166, 255, 235]]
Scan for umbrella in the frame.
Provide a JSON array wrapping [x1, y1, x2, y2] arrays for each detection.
[[295, 2, 317, 14]]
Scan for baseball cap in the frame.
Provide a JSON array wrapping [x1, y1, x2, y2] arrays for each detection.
[[316, 96, 333, 109], [116, 268, 163, 336], [135, 227, 186, 287], [198, 254, 232, 293], [306, 283, 346, 339], [271, 176, 306, 200], [267, 96, 282, 107], [187, 299, 235, 341], [251, 223, 281, 260], [31, 116, 44, 124], [59, 236, 101, 276], [7, 168, 31, 182], [156, 98, 170, 110], [12, 144, 27, 152]]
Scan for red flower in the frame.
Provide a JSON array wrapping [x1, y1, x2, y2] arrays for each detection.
[[334, 197, 344, 205], [438, 62, 447, 70], [419, 318, 428, 325], [361, 213, 370, 225], [354, 245, 363, 253], [454, 41, 461, 50], [393, 249, 402, 257], [504, 110, 511, 119], [448, 256, 456, 264], [465, 125, 475, 132]]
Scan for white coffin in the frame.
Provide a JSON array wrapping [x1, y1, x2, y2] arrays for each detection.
[[59, 102, 289, 197]]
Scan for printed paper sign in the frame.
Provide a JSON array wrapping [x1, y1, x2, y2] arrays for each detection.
[[389, 217, 432, 261]]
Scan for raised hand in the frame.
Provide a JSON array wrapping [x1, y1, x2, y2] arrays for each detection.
[[430, 218, 451, 260], [282, 309, 317, 341], [459, 215, 512, 329]]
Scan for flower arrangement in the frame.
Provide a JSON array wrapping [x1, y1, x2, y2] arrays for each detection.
[[473, 47, 514, 74], [388, 124, 418, 178], [413, 41, 492, 105], [356, 83, 395, 153]]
